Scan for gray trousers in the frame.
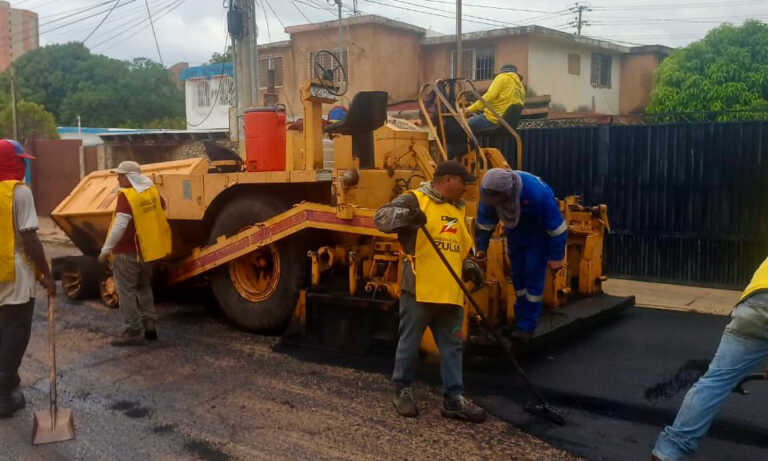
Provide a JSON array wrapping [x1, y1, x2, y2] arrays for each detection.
[[113, 254, 156, 332], [0, 299, 34, 395], [392, 292, 464, 397]]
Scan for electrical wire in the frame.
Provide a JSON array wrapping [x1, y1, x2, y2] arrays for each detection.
[[144, 0, 164, 64], [187, 29, 231, 128], [264, 0, 287, 29], [290, 0, 314, 23], [90, 0, 186, 51], [257, 0, 272, 41], [406, 0, 560, 14], [82, 0, 123, 43]]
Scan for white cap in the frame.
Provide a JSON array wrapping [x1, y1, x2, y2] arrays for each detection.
[[112, 160, 141, 175]]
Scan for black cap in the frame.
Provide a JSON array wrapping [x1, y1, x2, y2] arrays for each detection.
[[434, 160, 476, 184]]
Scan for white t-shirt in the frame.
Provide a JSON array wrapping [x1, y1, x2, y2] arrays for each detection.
[[0, 184, 39, 305]]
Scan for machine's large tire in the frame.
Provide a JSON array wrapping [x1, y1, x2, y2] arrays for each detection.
[[56, 255, 104, 300], [208, 196, 306, 332]]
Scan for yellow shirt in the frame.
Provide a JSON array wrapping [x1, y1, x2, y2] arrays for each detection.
[[412, 190, 473, 307], [466, 72, 526, 124]]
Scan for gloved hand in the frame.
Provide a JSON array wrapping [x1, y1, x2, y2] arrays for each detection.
[[462, 259, 485, 292], [410, 209, 427, 228]]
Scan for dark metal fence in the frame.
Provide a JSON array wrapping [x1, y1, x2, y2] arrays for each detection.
[[482, 121, 768, 288]]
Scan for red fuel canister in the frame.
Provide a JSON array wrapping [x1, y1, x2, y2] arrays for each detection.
[[244, 106, 286, 172]]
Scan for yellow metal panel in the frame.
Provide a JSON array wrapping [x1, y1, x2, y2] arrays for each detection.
[[161, 175, 205, 220]]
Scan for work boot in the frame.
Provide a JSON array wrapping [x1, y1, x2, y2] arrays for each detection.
[[392, 387, 418, 417], [110, 328, 146, 347], [143, 319, 158, 341], [441, 394, 487, 423]]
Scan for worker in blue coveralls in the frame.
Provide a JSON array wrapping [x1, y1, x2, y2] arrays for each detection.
[[474, 168, 567, 342]]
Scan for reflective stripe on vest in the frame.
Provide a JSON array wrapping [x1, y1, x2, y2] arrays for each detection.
[[412, 189, 473, 307], [118, 186, 172, 262], [0, 180, 20, 282], [739, 257, 768, 303]]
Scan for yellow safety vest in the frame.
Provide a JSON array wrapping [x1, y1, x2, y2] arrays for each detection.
[[0, 180, 20, 282], [411, 189, 473, 307], [739, 256, 768, 303], [116, 186, 172, 262]]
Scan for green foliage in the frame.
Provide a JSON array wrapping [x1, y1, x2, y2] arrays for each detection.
[[0, 43, 185, 128], [208, 46, 233, 65], [141, 117, 186, 130], [0, 100, 58, 144], [648, 20, 768, 121]]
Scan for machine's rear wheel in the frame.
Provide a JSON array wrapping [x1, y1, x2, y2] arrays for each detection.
[[59, 256, 103, 300], [208, 196, 305, 332]]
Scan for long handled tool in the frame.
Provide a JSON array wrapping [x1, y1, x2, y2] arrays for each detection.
[[32, 295, 75, 445], [419, 224, 566, 425]]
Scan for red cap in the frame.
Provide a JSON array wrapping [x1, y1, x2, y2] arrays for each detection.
[[0, 139, 35, 159]]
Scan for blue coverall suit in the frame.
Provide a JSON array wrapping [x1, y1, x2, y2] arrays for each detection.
[[475, 172, 567, 333]]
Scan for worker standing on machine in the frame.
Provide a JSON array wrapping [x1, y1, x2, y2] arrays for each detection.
[[475, 168, 567, 342], [465, 64, 526, 134], [99, 161, 172, 347], [0, 139, 55, 418], [374, 160, 487, 423]]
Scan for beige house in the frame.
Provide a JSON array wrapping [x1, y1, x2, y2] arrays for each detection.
[[255, 15, 670, 118]]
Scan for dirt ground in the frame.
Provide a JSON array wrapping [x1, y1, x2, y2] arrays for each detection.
[[0, 242, 579, 461]]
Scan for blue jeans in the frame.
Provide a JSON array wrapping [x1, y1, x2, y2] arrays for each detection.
[[392, 292, 464, 396], [467, 114, 498, 133], [652, 330, 768, 460]]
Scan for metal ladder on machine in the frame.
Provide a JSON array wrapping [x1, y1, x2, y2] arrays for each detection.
[[417, 78, 524, 171]]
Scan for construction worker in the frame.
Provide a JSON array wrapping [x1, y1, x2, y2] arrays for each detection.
[[652, 257, 768, 461], [0, 139, 55, 418], [374, 160, 487, 423], [465, 64, 526, 134], [475, 168, 567, 342], [99, 161, 172, 347]]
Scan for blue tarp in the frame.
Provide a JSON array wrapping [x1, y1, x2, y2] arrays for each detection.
[[179, 63, 234, 81]]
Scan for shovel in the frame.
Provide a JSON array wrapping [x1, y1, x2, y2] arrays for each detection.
[[32, 295, 75, 445], [419, 224, 566, 425]]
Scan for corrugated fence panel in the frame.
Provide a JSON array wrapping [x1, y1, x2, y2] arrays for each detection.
[[481, 121, 768, 288]]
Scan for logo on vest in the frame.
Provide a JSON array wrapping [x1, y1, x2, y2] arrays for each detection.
[[440, 216, 459, 234]]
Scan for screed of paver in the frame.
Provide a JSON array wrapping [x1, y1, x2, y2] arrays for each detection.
[[604, 278, 740, 315]]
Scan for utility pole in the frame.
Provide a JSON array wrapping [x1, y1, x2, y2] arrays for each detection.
[[230, 0, 258, 146], [569, 3, 591, 36], [77, 115, 84, 179], [8, 2, 18, 140], [352, 0, 359, 15], [456, 0, 462, 79], [335, 0, 343, 60]]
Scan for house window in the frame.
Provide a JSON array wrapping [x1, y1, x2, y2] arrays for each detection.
[[218, 76, 235, 106], [196, 80, 211, 107], [259, 56, 284, 89], [568, 54, 581, 75], [450, 48, 495, 81], [591, 53, 612, 88], [309, 50, 348, 84]]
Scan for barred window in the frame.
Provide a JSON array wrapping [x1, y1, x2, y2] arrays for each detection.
[[591, 53, 612, 88], [259, 55, 284, 88], [450, 48, 495, 81], [568, 54, 581, 76], [218, 76, 235, 105], [196, 80, 210, 107]]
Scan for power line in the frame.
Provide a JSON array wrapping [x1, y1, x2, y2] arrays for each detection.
[[90, 0, 185, 52], [264, 0, 287, 29], [83, 0, 123, 43], [187, 29, 231, 128], [290, 0, 313, 23], [407, 0, 559, 14], [144, 0, 164, 64]]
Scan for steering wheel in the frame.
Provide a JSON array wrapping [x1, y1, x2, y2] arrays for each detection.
[[312, 50, 348, 97]]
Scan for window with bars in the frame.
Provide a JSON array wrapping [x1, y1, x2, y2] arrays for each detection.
[[196, 80, 211, 107], [591, 53, 612, 88], [450, 48, 495, 81], [309, 50, 348, 84], [259, 55, 284, 88], [218, 76, 235, 106]]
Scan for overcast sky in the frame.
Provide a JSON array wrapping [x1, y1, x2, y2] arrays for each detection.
[[14, 0, 768, 66]]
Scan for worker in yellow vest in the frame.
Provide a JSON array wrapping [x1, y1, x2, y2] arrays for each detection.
[[375, 160, 486, 423], [99, 161, 172, 347], [652, 257, 768, 461], [0, 139, 55, 418]]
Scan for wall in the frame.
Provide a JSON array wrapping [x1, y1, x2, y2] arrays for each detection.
[[29, 139, 97, 216], [620, 53, 660, 114], [527, 37, 621, 114], [185, 76, 232, 131], [276, 23, 422, 117]]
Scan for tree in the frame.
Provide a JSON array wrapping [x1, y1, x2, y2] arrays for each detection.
[[647, 20, 768, 120], [0, 100, 58, 144], [208, 46, 233, 65], [0, 43, 185, 128]]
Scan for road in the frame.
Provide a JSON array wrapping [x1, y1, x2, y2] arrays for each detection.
[[3, 243, 767, 460]]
